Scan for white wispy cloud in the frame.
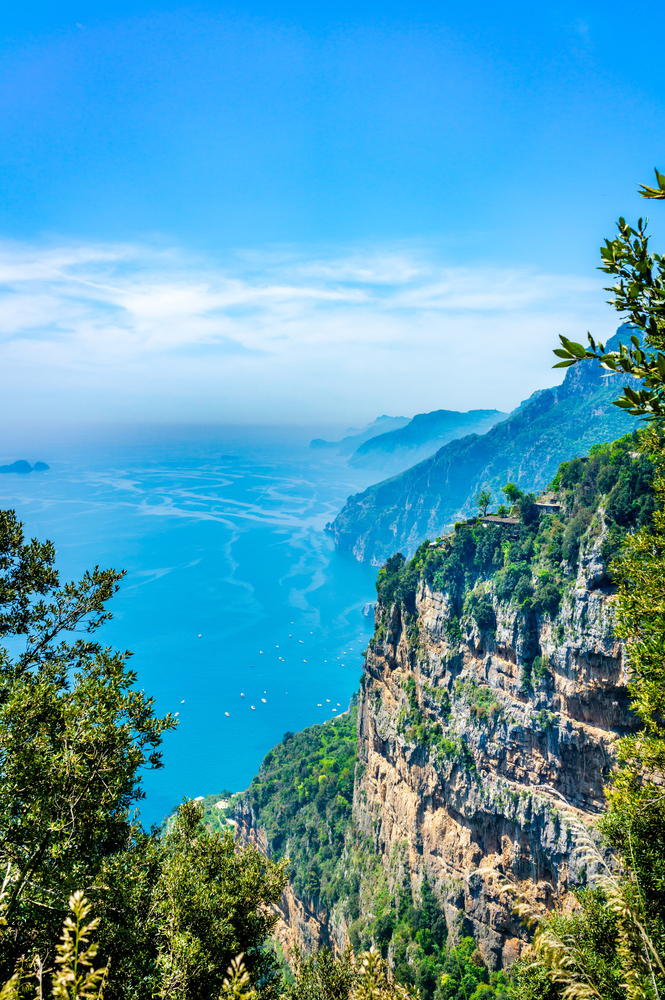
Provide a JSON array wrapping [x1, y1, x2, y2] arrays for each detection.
[[0, 239, 616, 429]]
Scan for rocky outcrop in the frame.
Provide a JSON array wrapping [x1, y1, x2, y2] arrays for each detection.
[[353, 532, 631, 968]]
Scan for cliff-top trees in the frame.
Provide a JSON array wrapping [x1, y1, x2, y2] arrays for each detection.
[[473, 489, 493, 517]]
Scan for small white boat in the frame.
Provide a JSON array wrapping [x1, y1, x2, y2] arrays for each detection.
[[261, 698, 266, 703], [251, 705, 256, 710], [225, 712, 230, 717], [241, 693, 245, 697]]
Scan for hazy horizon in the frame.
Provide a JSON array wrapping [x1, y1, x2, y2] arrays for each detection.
[[1, 0, 665, 434]]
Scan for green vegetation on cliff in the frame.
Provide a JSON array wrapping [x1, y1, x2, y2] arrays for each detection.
[[504, 181, 665, 999], [242, 709, 358, 908], [240, 710, 509, 1000], [373, 429, 655, 641]]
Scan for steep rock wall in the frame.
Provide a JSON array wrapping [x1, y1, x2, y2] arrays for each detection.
[[354, 534, 631, 968]]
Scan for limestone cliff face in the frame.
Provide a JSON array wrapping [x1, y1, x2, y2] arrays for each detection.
[[354, 532, 631, 968], [234, 523, 634, 970]]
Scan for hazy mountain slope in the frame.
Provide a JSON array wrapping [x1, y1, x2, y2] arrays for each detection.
[[329, 329, 640, 564], [347, 408, 507, 473], [310, 414, 410, 453]]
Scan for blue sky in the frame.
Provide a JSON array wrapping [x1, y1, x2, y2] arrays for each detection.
[[1, 0, 664, 432]]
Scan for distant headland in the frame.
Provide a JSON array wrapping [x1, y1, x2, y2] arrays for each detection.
[[0, 461, 49, 474]]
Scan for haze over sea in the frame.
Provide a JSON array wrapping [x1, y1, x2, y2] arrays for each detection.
[[0, 426, 382, 827]]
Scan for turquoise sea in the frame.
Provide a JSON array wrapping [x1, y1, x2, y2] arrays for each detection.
[[0, 427, 382, 827]]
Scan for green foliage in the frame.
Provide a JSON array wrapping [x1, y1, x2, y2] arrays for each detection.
[[512, 175, 665, 1000], [389, 876, 448, 1000], [51, 891, 108, 1000], [473, 489, 493, 517], [443, 616, 463, 645], [502, 484, 521, 504], [0, 510, 175, 982], [531, 575, 562, 619], [376, 554, 420, 616], [453, 679, 503, 727], [219, 954, 258, 1000], [437, 936, 510, 1000], [467, 590, 495, 634], [395, 679, 474, 772], [598, 427, 665, 973], [531, 655, 550, 684], [154, 800, 288, 1000], [373, 433, 655, 646], [239, 719, 493, 1000], [284, 947, 357, 1000], [536, 709, 557, 731], [0, 509, 297, 1000], [552, 171, 665, 419], [239, 713, 358, 910], [0, 891, 109, 1000], [505, 830, 663, 1000], [347, 876, 506, 1000], [283, 946, 419, 1000]]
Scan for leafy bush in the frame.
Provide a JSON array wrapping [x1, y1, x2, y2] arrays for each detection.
[[454, 679, 503, 727], [468, 591, 496, 632], [531, 577, 562, 618]]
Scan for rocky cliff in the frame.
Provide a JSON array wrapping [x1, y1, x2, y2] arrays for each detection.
[[235, 807, 349, 961], [354, 540, 629, 969], [234, 435, 649, 985]]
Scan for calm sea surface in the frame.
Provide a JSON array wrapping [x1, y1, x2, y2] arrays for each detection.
[[0, 427, 382, 827]]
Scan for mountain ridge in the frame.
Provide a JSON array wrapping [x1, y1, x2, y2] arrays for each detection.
[[347, 408, 508, 473], [231, 434, 648, 987], [329, 327, 640, 565], [311, 415, 410, 453]]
